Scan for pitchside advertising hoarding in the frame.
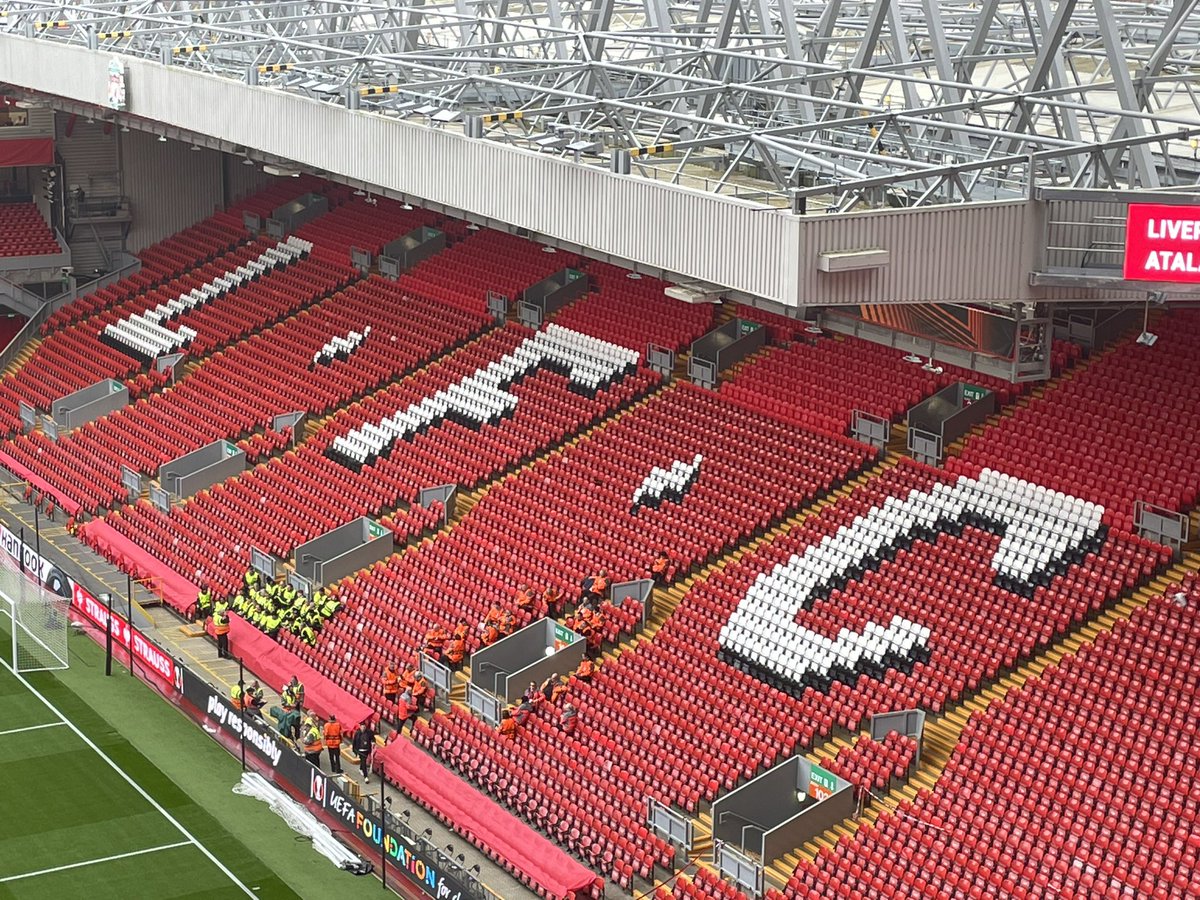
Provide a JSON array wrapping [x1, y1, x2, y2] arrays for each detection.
[[177, 664, 468, 899], [0, 522, 177, 683], [1124, 203, 1200, 283]]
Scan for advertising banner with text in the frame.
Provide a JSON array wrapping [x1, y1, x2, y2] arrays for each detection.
[[1124, 203, 1200, 283], [176, 662, 468, 900], [850, 303, 1017, 358]]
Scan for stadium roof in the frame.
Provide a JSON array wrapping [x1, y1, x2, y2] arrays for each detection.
[[4, 0, 1200, 214]]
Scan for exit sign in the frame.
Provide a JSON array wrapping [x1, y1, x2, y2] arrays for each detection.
[[809, 765, 837, 800], [962, 384, 988, 404]]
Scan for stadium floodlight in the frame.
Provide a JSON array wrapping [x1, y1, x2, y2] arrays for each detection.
[[902, 353, 923, 364], [157, 133, 167, 143], [1137, 331, 1159, 347]]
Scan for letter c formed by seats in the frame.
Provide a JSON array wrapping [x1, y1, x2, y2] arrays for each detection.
[[719, 470, 1104, 694]]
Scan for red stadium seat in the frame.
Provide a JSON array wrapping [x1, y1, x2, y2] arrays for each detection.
[[768, 582, 1200, 900]]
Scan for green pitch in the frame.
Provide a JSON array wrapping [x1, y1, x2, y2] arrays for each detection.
[[0, 626, 365, 899]]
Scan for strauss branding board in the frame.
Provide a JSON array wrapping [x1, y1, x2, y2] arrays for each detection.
[[69, 584, 178, 685], [1124, 203, 1200, 282]]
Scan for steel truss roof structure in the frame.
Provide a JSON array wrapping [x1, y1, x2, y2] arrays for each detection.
[[3, 0, 1200, 213]]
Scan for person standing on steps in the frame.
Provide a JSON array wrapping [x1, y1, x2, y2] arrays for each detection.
[[194, 585, 213, 624], [302, 717, 324, 768], [444, 628, 466, 671], [323, 714, 343, 774], [412, 671, 431, 713], [650, 549, 673, 585], [382, 660, 400, 716], [352, 720, 376, 783], [213, 606, 231, 659]]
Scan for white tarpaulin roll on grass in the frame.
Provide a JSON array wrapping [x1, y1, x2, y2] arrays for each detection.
[[232, 771, 372, 875]]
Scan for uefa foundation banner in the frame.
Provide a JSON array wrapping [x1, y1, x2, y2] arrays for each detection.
[[1124, 203, 1200, 282], [176, 662, 468, 900]]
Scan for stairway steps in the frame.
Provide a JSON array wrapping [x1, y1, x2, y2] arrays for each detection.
[[5, 337, 40, 379]]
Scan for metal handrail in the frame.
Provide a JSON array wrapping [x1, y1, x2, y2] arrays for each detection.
[[0, 304, 50, 373], [0, 250, 141, 374], [49, 252, 142, 313]]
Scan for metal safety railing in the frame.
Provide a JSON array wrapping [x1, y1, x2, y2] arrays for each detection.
[[1134, 500, 1189, 559]]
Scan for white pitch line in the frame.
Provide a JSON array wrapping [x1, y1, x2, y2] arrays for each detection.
[[0, 841, 192, 883], [0, 660, 256, 897], [0, 721, 65, 737]]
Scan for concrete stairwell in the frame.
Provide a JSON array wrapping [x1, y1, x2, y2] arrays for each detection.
[[3, 336, 39, 378]]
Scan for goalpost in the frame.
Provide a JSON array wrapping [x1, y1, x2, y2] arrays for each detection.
[[0, 564, 69, 673]]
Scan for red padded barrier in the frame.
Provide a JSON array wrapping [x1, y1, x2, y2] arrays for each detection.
[[0, 448, 81, 515], [215, 615, 373, 729], [76, 518, 199, 610], [377, 737, 599, 899]]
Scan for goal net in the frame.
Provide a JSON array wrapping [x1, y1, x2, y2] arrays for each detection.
[[0, 561, 69, 673]]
